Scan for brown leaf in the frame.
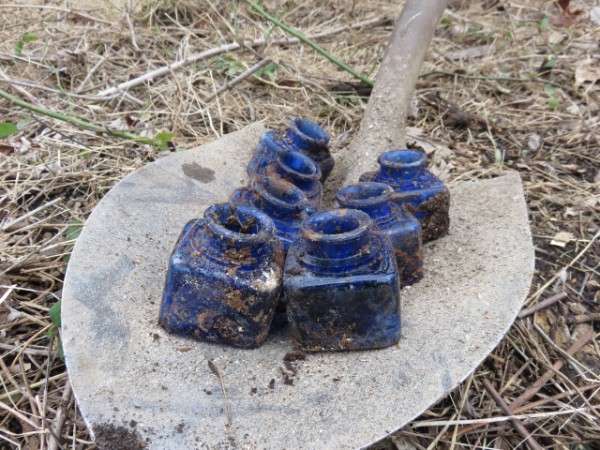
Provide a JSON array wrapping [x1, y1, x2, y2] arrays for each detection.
[[555, 0, 583, 16], [575, 59, 600, 87], [553, 0, 584, 27], [0, 144, 14, 155]]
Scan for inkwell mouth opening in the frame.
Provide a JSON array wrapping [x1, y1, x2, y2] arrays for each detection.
[[379, 150, 426, 177], [277, 150, 321, 181], [301, 209, 372, 262], [204, 202, 273, 246], [336, 182, 393, 208], [253, 175, 308, 215], [261, 130, 286, 154], [289, 118, 330, 147]]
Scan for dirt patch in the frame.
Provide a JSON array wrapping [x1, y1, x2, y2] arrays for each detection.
[[181, 162, 216, 183], [93, 423, 147, 450], [403, 189, 451, 242]]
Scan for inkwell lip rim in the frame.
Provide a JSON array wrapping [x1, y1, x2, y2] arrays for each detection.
[[276, 149, 322, 182], [378, 149, 426, 170], [289, 117, 330, 147], [336, 182, 393, 208], [204, 202, 274, 245], [300, 208, 371, 244], [252, 175, 308, 213]]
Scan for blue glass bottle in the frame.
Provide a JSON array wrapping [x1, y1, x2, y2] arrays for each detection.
[[284, 209, 401, 351], [247, 118, 334, 182], [230, 176, 310, 251], [286, 118, 334, 182], [336, 182, 423, 286], [257, 149, 322, 215], [359, 149, 450, 242], [159, 203, 284, 348]]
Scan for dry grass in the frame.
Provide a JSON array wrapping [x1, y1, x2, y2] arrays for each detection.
[[0, 0, 598, 449]]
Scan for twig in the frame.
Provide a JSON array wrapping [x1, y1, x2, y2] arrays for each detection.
[[422, 92, 493, 131], [47, 381, 72, 450], [0, 342, 54, 357], [76, 56, 108, 93], [0, 68, 37, 103], [534, 323, 599, 385], [125, 0, 140, 51], [0, 374, 67, 403], [97, 16, 390, 96], [0, 284, 15, 306], [205, 58, 272, 101], [450, 374, 474, 449], [482, 379, 544, 450], [452, 384, 600, 438], [566, 313, 600, 324], [2, 198, 63, 232], [418, 69, 573, 92], [451, 329, 598, 439], [242, 0, 373, 86], [510, 327, 596, 409], [0, 77, 143, 105], [207, 361, 232, 426], [0, 4, 111, 25], [518, 292, 567, 318], [526, 231, 599, 305], [412, 407, 589, 427], [0, 88, 151, 143]]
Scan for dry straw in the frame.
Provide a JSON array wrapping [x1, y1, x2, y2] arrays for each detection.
[[0, 1, 598, 449]]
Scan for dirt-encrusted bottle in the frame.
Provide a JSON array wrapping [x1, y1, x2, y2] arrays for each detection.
[[336, 182, 423, 286], [359, 149, 450, 242], [230, 175, 310, 251], [159, 203, 284, 348], [284, 209, 401, 352], [257, 149, 322, 215], [247, 118, 334, 182]]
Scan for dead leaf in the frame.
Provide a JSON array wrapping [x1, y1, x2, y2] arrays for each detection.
[[575, 59, 600, 87], [554, 318, 571, 348], [557, 0, 584, 16], [534, 308, 555, 334], [528, 133, 541, 151], [0, 144, 14, 155], [445, 45, 492, 61], [553, 0, 584, 27], [550, 231, 574, 247], [591, 6, 600, 25], [406, 127, 453, 158], [548, 31, 566, 45]]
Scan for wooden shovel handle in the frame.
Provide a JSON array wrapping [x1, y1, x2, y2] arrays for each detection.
[[338, 0, 448, 189]]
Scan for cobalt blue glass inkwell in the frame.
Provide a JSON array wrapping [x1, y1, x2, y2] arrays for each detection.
[[159, 203, 284, 348], [285, 118, 334, 182], [230, 176, 310, 251], [284, 209, 401, 352], [257, 149, 322, 215], [336, 182, 423, 286], [247, 118, 334, 182], [359, 149, 450, 242]]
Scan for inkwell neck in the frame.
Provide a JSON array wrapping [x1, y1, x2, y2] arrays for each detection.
[[274, 149, 322, 186], [335, 182, 394, 223], [379, 150, 426, 180], [251, 176, 308, 220], [202, 203, 274, 265], [300, 209, 373, 269], [286, 118, 329, 152]]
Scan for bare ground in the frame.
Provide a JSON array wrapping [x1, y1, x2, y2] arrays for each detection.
[[0, 0, 598, 449]]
